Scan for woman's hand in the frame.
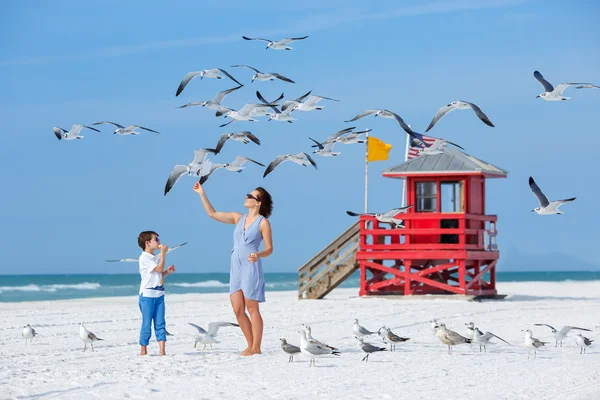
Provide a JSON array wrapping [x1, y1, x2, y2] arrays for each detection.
[[247, 253, 259, 263], [193, 182, 204, 194]]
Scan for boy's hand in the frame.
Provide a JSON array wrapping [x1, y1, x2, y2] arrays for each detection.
[[159, 244, 169, 255], [193, 182, 204, 194], [167, 265, 175, 274]]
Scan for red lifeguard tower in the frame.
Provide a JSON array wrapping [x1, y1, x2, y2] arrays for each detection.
[[355, 146, 507, 297]]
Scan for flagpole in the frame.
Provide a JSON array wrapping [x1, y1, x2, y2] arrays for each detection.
[[401, 133, 410, 208], [364, 128, 369, 213]]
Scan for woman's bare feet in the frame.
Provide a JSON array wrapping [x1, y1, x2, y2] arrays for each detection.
[[241, 348, 252, 356], [249, 348, 261, 355]]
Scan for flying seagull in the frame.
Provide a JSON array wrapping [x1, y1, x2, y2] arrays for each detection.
[[534, 70, 599, 101], [105, 242, 188, 263], [282, 93, 339, 112], [175, 68, 243, 96], [231, 65, 295, 83], [188, 322, 239, 350], [176, 85, 243, 112], [309, 127, 355, 148], [346, 206, 413, 228], [425, 101, 494, 132], [53, 124, 100, 141], [199, 156, 265, 184], [92, 121, 160, 135], [309, 137, 340, 157], [263, 152, 317, 178], [575, 333, 593, 354], [242, 35, 308, 50], [529, 177, 576, 215], [255, 90, 297, 122], [164, 148, 216, 195], [534, 324, 592, 347], [253, 91, 285, 116], [214, 131, 260, 154], [217, 103, 277, 128]]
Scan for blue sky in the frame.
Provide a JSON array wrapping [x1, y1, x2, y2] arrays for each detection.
[[1, 0, 599, 274]]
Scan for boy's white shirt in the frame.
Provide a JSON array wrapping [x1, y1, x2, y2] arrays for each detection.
[[138, 252, 165, 298]]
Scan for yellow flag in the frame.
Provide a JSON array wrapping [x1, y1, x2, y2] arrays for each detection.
[[367, 136, 392, 162]]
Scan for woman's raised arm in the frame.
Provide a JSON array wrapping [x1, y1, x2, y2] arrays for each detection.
[[193, 182, 241, 225]]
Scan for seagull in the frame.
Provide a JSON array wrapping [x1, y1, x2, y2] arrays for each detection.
[[309, 137, 340, 157], [529, 177, 576, 215], [416, 138, 464, 157], [79, 323, 103, 352], [164, 148, 216, 195], [377, 326, 409, 351], [346, 205, 413, 228], [198, 156, 265, 184], [534, 70, 599, 101], [263, 152, 317, 178], [22, 325, 37, 344], [435, 323, 471, 355], [176, 85, 243, 112], [355, 336, 387, 361], [309, 127, 355, 146], [522, 329, 547, 359], [105, 242, 188, 262], [92, 121, 160, 135], [214, 131, 261, 154], [465, 322, 475, 346], [242, 35, 308, 50], [302, 324, 339, 351], [299, 329, 340, 367], [430, 319, 440, 337], [217, 103, 277, 127], [425, 101, 494, 132], [282, 93, 339, 112], [335, 130, 369, 145], [255, 91, 297, 122], [534, 324, 592, 347], [175, 68, 243, 96], [472, 327, 512, 353], [53, 124, 100, 141], [231, 65, 295, 83], [188, 322, 239, 350], [353, 319, 377, 339], [279, 338, 301, 362], [253, 91, 285, 116], [575, 333, 593, 354], [345, 109, 405, 123]]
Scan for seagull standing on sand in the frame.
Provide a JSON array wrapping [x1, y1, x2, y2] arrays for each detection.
[[280, 338, 301, 362], [522, 329, 547, 359], [53, 124, 100, 141], [435, 323, 471, 355], [355, 337, 387, 361], [302, 324, 339, 351], [79, 323, 103, 352], [198, 156, 265, 184], [353, 319, 377, 339], [465, 322, 475, 344], [263, 152, 317, 178], [575, 333, 593, 354], [299, 329, 340, 367], [176, 85, 243, 113], [425, 101, 494, 132], [214, 131, 261, 154], [175, 68, 243, 96], [346, 205, 413, 229], [231, 65, 295, 83], [105, 242, 188, 263], [242, 35, 308, 50], [92, 121, 160, 135], [164, 149, 216, 195], [22, 325, 37, 344], [472, 327, 512, 353], [529, 177, 576, 215], [188, 322, 239, 350], [534, 324, 592, 347], [377, 326, 409, 351], [430, 319, 440, 337], [534, 70, 599, 101]]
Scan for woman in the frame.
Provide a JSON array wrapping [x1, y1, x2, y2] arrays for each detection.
[[193, 182, 273, 356]]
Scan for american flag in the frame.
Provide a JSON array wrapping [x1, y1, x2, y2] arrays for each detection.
[[406, 134, 439, 160]]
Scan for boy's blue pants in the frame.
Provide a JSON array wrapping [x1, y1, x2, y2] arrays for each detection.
[[139, 295, 166, 345]]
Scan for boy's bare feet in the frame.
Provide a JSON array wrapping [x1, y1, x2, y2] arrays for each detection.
[[160, 351, 166, 356], [249, 347, 261, 355], [140, 346, 148, 356]]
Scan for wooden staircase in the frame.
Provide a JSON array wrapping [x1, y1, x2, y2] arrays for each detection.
[[298, 222, 360, 299]]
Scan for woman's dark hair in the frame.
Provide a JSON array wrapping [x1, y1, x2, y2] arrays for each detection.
[[255, 187, 273, 218]]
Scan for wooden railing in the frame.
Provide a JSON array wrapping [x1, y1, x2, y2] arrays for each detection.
[[298, 222, 360, 299]]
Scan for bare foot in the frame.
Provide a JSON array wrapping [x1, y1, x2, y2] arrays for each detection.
[[160, 352, 166, 356], [249, 348, 262, 355], [140, 350, 147, 356], [240, 348, 252, 356]]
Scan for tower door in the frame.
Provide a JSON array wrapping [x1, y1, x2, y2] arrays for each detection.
[[440, 181, 464, 244]]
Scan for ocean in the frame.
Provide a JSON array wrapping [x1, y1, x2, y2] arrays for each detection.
[[1, 271, 599, 303]]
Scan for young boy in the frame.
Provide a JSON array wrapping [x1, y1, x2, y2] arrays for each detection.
[[138, 231, 175, 356]]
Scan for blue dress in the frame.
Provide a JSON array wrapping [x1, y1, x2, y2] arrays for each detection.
[[230, 214, 266, 302]]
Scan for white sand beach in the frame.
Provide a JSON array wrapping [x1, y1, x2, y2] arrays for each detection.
[[1, 281, 599, 400]]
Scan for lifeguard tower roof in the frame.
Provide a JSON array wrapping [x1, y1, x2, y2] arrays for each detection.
[[382, 146, 508, 178]]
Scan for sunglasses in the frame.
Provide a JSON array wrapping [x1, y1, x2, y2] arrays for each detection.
[[154, 237, 160, 242], [246, 193, 261, 202]]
